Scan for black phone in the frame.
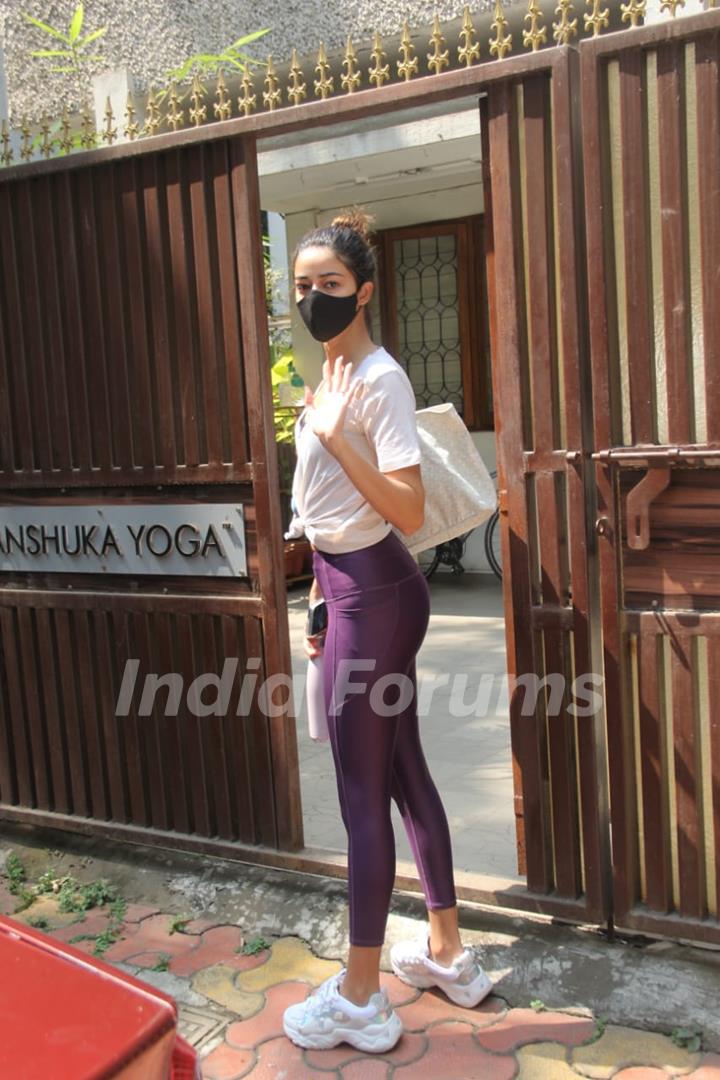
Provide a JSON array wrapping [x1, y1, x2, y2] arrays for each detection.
[[306, 600, 328, 638]]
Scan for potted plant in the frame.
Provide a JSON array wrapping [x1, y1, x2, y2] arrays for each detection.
[[271, 353, 313, 580]]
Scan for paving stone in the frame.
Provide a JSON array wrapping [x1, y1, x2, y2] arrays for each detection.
[[396, 989, 505, 1032], [251, 1035, 322, 1078], [304, 1031, 427, 1071], [378, 971, 422, 1008], [571, 1026, 701, 1078], [0, 881, 17, 914], [199, 1040, 256, 1080], [688, 1057, 720, 1079], [171, 920, 264, 980], [191, 964, 265, 1018], [226, 982, 312, 1048], [235, 937, 342, 993], [181, 917, 224, 935], [341, 1061, 390, 1079], [477, 1008, 596, 1052], [393, 1021, 516, 1079], [104, 913, 196, 962], [122, 903, 162, 923], [10, 897, 80, 928], [44, 909, 114, 943], [515, 1042, 584, 1079]]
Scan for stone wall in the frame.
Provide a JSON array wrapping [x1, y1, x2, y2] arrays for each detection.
[[0, 0, 495, 120]]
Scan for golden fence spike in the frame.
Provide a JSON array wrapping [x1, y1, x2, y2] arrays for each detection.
[[288, 48, 307, 106], [315, 41, 334, 99], [190, 73, 208, 126], [553, 0, 579, 43], [0, 119, 13, 166], [397, 20, 419, 81], [427, 14, 450, 74], [523, 0, 548, 49], [458, 6, 481, 66], [238, 70, 257, 116], [102, 95, 117, 145], [660, 0, 684, 13], [342, 36, 362, 93], [60, 105, 73, 152], [489, 0, 513, 58], [20, 116, 33, 161], [124, 94, 139, 140], [80, 105, 97, 149], [214, 70, 232, 120], [369, 30, 391, 87], [620, 0, 646, 25], [145, 86, 162, 135], [39, 113, 53, 158], [166, 81, 184, 131], [263, 54, 282, 110], [584, 0, 610, 34]]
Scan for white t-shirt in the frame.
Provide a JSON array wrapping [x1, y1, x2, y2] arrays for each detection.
[[286, 347, 421, 554]]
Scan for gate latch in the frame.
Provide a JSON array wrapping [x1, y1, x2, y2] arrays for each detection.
[[624, 466, 671, 550]]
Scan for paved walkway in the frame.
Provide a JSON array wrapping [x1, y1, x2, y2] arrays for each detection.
[[3, 884, 716, 1079], [289, 572, 519, 880]]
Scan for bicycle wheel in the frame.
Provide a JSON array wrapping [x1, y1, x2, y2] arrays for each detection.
[[416, 545, 441, 580], [484, 510, 503, 581]]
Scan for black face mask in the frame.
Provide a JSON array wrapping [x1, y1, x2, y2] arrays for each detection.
[[297, 289, 359, 342]]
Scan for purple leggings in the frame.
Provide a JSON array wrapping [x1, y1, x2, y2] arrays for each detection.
[[313, 530, 456, 947]]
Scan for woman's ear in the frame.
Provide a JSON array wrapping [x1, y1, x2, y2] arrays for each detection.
[[357, 280, 374, 309]]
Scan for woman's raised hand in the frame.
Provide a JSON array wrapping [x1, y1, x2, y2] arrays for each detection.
[[304, 355, 362, 451]]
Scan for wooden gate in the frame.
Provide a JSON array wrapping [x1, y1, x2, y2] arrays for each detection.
[[582, 11, 720, 943], [0, 135, 303, 855]]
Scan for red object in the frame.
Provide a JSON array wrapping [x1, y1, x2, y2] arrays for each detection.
[[0, 915, 200, 1079]]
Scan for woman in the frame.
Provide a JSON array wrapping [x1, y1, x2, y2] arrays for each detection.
[[282, 210, 493, 1054]]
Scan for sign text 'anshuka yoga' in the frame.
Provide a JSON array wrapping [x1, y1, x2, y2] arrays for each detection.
[[0, 505, 247, 577]]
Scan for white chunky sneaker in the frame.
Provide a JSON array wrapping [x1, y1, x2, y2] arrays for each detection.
[[283, 969, 403, 1053], [390, 932, 493, 1008]]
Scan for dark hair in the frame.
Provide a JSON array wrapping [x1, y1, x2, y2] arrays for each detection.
[[292, 207, 376, 332]]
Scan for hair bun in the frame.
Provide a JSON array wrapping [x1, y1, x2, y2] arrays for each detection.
[[331, 206, 374, 241]]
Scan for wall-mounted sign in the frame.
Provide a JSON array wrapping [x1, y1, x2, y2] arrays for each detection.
[[0, 504, 247, 577]]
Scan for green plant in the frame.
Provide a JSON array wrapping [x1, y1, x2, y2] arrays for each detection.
[[165, 29, 270, 83], [23, 3, 107, 73], [151, 952, 171, 972], [238, 935, 271, 955], [529, 999, 546, 1012], [27, 916, 49, 929], [671, 1027, 702, 1053], [168, 916, 191, 935], [271, 352, 304, 444], [4, 852, 26, 894]]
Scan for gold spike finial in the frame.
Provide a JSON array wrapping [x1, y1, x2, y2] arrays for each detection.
[[342, 36, 362, 93], [214, 70, 232, 120], [427, 14, 450, 74], [523, 0, 548, 50], [315, 41, 334, 99], [20, 117, 33, 161], [458, 7, 481, 66], [1, 119, 13, 166], [584, 0, 610, 34], [59, 105, 73, 152], [102, 96, 117, 144], [145, 86, 162, 135], [659, 0, 684, 13], [397, 21, 419, 81], [620, 0, 646, 24], [490, 0, 513, 58], [166, 81, 184, 131], [553, 0, 578, 43], [190, 74, 208, 126], [238, 70, 257, 116], [369, 31, 390, 87], [263, 55, 282, 110], [80, 105, 97, 149], [124, 94, 139, 140], [288, 48, 307, 106], [39, 114, 53, 158]]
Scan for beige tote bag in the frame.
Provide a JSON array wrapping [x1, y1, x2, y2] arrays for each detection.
[[398, 403, 497, 556]]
